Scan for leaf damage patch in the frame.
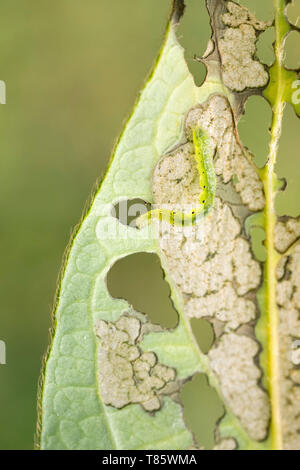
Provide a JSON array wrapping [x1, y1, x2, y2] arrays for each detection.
[[275, 217, 300, 254], [209, 333, 270, 441], [95, 315, 178, 412], [159, 199, 260, 332], [213, 437, 237, 450], [218, 1, 271, 92]]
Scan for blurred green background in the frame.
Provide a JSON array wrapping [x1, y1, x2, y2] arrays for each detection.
[[0, 0, 299, 450]]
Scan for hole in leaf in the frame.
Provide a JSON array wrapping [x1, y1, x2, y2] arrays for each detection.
[[287, 0, 300, 28], [257, 26, 275, 66], [284, 31, 300, 70], [190, 318, 214, 354], [176, 0, 211, 87], [238, 96, 272, 168], [107, 252, 178, 329], [276, 103, 300, 217], [250, 226, 267, 262], [180, 373, 224, 449], [111, 198, 150, 228]]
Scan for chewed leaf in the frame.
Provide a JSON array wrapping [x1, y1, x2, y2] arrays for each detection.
[[38, 0, 300, 450], [95, 315, 178, 412], [217, 1, 271, 91]]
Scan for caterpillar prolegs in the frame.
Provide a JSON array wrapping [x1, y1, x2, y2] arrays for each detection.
[[136, 128, 216, 228]]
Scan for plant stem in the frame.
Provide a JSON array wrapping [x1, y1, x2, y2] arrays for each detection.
[[263, 102, 283, 450], [263, 0, 289, 450]]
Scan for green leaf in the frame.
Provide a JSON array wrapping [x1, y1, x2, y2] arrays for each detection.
[[38, 2, 199, 450]]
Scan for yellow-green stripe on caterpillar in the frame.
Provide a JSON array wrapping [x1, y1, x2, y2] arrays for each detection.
[[136, 127, 216, 227]]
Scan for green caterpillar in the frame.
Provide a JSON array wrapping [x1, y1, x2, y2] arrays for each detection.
[[137, 127, 216, 227]]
